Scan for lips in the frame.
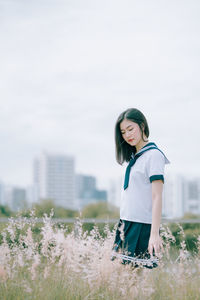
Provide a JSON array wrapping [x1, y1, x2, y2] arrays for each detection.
[[128, 139, 134, 142]]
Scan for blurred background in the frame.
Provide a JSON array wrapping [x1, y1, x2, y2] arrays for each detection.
[[0, 0, 200, 219]]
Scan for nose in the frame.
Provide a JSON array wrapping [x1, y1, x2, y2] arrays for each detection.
[[125, 131, 131, 138]]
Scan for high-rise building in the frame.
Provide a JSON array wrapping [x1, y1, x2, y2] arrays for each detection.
[[108, 177, 123, 208], [162, 173, 200, 218], [3, 185, 27, 211], [75, 174, 96, 199], [0, 181, 5, 206], [75, 174, 107, 209], [183, 178, 200, 215], [162, 173, 185, 219], [11, 187, 27, 211], [33, 152, 75, 209]]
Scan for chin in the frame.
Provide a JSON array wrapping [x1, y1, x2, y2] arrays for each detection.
[[129, 141, 136, 146]]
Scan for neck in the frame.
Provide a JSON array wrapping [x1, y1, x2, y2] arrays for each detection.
[[135, 139, 149, 153]]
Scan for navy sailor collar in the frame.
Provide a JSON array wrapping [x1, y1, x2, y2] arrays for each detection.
[[131, 142, 170, 164]]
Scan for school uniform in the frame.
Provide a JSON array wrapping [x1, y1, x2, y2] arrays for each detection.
[[113, 141, 170, 268]]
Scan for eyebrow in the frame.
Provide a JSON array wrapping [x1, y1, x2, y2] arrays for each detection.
[[120, 125, 133, 132]]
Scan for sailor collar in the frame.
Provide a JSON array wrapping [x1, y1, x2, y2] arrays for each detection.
[[131, 142, 170, 164]]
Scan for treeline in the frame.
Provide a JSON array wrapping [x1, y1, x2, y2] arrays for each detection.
[[0, 205, 12, 217], [1, 202, 200, 252], [0, 200, 120, 219]]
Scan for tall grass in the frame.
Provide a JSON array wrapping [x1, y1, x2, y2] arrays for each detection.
[[0, 211, 200, 300]]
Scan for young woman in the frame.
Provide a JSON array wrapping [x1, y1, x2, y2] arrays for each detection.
[[112, 108, 170, 268]]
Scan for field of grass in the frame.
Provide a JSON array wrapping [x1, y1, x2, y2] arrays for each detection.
[[0, 212, 200, 299]]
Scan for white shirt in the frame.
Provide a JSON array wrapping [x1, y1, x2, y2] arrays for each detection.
[[120, 143, 170, 224]]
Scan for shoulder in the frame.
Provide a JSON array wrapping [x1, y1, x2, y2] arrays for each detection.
[[144, 149, 165, 163]]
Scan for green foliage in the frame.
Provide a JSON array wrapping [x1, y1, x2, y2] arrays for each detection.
[[182, 212, 200, 219], [22, 199, 78, 219], [0, 205, 12, 217], [79, 202, 119, 235], [1, 217, 200, 300], [1, 201, 200, 253], [168, 222, 200, 253], [80, 202, 119, 219], [0, 200, 119, 220]]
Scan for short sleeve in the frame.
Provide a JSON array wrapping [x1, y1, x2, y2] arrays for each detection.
[[146, 150, 165, 183]]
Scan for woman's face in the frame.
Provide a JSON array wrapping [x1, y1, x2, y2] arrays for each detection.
[[120, 119, 144, 146]]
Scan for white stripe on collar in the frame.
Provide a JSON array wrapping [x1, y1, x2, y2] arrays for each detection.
[[131, 142, 170, 164]]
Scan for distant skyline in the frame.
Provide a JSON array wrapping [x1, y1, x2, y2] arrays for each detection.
[[0, 0, 200, 189]]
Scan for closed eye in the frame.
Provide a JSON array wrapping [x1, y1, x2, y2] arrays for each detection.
[[121, 127, 134, 134]]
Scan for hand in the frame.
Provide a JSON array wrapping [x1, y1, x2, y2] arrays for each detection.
[[148, 234, 164, 257]]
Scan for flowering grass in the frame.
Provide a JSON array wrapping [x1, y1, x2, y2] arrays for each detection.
[[0, 211, 200, 300]]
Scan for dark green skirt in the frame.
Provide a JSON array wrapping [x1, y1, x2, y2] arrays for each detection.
[[113, 219, 158, 268]]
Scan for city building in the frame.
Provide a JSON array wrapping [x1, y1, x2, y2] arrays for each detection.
[[75, 174, 107, 209], [11, 187, 27, 211], [108, 177, 123, 208], [108, 173, 194, 219], [183, 177, 200, 215], [162, 173, 200, 218], [162, 173, 185, 219], [3, 185, 27, 211], [0, 180, 5, 206], [33, 152, 75, 209]]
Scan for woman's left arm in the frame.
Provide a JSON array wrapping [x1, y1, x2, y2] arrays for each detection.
[[148, 180, 164, 257]]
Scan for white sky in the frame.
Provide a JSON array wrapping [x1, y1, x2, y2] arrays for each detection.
[[0, 0, 200, 189]]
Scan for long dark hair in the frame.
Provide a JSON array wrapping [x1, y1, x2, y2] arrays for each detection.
[[115, 108, 149, 165]]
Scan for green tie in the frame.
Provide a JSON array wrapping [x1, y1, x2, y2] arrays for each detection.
[[123, 153, 142, 190], [123, 144, 161, 190]]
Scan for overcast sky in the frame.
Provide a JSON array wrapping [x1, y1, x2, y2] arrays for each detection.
[[0, 0, 200, 189]]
